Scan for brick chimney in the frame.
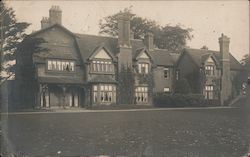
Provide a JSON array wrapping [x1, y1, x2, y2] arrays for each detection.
[[40, 6, 62, 29], [41, 17, 50, 29], [117, 12, 131, 47], [117, 12, 132, 69], [219, 33, 232, 105], [144, 32, 154, 51], [49, 5, 62, 25]]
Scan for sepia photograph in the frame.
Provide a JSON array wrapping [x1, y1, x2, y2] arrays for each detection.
[[0, 0, 250, 156]]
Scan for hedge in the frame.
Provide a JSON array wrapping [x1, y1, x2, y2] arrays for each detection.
[[153, 93, 220, 107]]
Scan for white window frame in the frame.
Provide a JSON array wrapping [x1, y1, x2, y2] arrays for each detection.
[[47, 59, 75, 72], [164, 87, 170, 93], [138, 63, 149, 74], [135, 86, 148, 103], [205, 85, 214, 100]]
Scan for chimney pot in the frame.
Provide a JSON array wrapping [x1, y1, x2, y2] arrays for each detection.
[[49, 5, 62, 25]]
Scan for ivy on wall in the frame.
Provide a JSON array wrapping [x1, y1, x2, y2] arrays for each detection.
[[118, 65, 135, 104]]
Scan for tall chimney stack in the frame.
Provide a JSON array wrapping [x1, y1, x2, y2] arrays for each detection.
[[49, 5, 62, 25], [144, 32, 154, 51], [41, 17, 50, 29], [117, 12, 131, 47], [219, 33, 232, 105]]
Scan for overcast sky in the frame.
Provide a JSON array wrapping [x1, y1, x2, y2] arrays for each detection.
[[6, 1, 249, 60]]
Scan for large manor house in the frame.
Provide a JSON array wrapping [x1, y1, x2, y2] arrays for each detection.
[[16, 6, 242, 109]]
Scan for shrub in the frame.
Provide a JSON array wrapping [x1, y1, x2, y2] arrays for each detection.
[[153, 93, 220, 107]]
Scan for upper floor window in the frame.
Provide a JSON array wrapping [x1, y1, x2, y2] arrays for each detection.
[[176, 70, 179, 80], [48, 60, 75, 72], [138, 63, 149, 74], [91, 60, 114, 73], [164, 68, 170, 79], [205, 65, 215, 76]]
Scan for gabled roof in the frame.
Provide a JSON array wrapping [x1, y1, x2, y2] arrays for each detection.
[[31, 24, 81, 63], [88, 44, 116, 61], [201, 53, 220, 67], [30, 25, 178, 66], [29, 24, 76, 38], [75, 34, 118, 63], [182, 48, 242, 70], [74, 34, 147, 63], [134, 48, 152, 61]]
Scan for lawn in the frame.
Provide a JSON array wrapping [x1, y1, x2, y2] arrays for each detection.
[[2, 99, 250, 157]]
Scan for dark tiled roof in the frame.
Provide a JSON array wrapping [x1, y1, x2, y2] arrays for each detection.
[[38, 76, 84, 84], [34, 43, 76, 60], [30, 24, 176, 66], [170, 53, 181, 65], [184, 48, 242, 70], [88, 75, 117, 83], [75, 34, 119, 62], [150, 49, 175, 66]]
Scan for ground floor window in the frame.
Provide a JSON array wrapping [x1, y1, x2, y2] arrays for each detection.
[[205, 85, 214, 100], [164, 87, 170, 93], [135, 86, 148, 103], [92, 84, 116, 103]]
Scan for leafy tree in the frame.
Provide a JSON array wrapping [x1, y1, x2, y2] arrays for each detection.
[[0, 2, 46, 79], [0, 2, 29, 74], [240, 54, 249, 66], [99, 7, 193, 51], [237, 54, 250, 87]]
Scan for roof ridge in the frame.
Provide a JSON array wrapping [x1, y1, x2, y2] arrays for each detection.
[[185, 47, 219, 53], [75, 33, 144, 42], [74, 33, 117, 39]]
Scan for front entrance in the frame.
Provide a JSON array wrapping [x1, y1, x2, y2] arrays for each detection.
[[39, 84, 81, 108]]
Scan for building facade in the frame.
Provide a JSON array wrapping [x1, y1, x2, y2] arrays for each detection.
[[16, 6, 242, 108]]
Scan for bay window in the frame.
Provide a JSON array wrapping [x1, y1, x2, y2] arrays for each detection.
[[205, 85, 214, 100], [135, 86, 148, 103], [92, 84, 116, 103]]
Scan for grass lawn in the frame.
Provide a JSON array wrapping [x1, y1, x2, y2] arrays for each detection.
[[2, 99, 250, 157]]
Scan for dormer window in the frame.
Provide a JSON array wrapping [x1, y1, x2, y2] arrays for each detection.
[[138, 63, 149, 74], [47, 60, 75, 72], [205, 65, 215, 76]]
